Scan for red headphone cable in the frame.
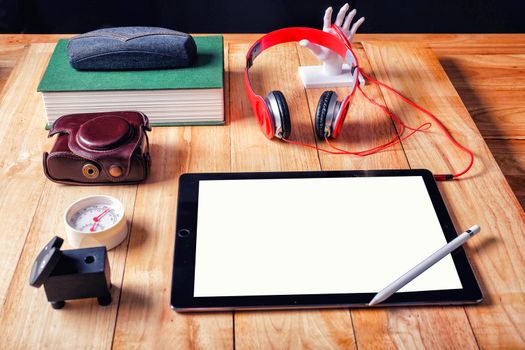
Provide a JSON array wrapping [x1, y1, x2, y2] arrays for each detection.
[[294, 24, 476, 181], [357, 69, 474, 180], [282, 79, 433, 157]]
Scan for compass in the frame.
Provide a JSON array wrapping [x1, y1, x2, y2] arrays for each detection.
[[64, 195, 127, 250]]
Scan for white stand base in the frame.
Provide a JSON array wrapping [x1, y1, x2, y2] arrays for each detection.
[[298, 64, 364, 88]]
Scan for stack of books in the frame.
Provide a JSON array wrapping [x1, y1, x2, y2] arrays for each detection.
[[37, 36, 224, 128]]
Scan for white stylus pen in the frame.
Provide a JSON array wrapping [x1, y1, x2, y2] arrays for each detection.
[[368, 225, 481, 306]]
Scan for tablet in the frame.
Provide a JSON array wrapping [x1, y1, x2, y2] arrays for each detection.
[[171, 169, 482, 311]]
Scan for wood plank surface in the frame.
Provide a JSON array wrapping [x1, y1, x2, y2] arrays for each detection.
[[485, 139, 525, 208], [111, 127, 234, 349], [1, 34, 525, 54], [440, 54, 525, 139], [0, 34, 524, 349], [112, 44, 234, 349], [0, 44, 139, 349], [0, 34, 523, 206], [0, 44, 54, 303], [297, 44, 480, 349], [440, 54, 525, 90], [0, 43, 27, 94], [230, 42, 356, 350], [363, 41, 525, 349], [296, 44, 409, 171]]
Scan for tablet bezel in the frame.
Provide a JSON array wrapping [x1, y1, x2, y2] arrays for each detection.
[[171, 169, 483, 311]]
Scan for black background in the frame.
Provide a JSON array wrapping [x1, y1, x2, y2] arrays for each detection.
[[1, 0, 524, 34]]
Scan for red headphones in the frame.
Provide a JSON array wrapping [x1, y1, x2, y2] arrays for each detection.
[[244, 26, 475, 180], [244, 27, 359, 140]]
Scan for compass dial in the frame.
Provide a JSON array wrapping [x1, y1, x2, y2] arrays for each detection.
[[69, 205, 120, 232], [64, 195, 127, 250]]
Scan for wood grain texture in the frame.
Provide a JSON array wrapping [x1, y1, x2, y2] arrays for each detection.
[[0, 44, 139, 349], [230, 43, 356, 350], [1, 34, 525, 54], [111, 127, 234, 350], [352, 307, 479, 349], [112, 44, 234, 349], [485, 139, 525, 211], [0, 44, 27, 94], [296, 44, 409, 171], [440, 54, 525, 90], [359, 34, 525, 55], [0, 35, 521, 208], [298, 44, 479, 349], [0, 34, 524, 349], [0, 44, 54, 304], [438, 52, 525, 205], [363, 41, 525, 349], [1, 184, 137, 349], [440, 55, 525, 139]]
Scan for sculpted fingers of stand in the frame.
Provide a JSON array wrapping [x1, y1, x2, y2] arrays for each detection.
[[301, 4, 364, 75]]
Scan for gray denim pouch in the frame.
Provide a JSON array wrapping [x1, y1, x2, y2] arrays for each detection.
[[67, 26, 197, 70]]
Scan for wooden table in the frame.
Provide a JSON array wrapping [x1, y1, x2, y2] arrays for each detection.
[[0, 34, 524, 349]]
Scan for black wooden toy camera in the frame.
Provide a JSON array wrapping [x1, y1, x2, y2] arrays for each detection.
[[29, 236, 112, 309]]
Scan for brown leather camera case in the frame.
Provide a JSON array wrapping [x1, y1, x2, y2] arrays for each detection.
[[43, 111, 151, 185]]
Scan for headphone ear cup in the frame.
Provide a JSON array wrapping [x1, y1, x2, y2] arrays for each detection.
[[266, 90, 291, 139], [315, 91, 337, 139]]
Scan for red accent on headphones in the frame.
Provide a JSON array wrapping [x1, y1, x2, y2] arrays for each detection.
[[244, 27, 355, 140], [244, 25, 475, 181]]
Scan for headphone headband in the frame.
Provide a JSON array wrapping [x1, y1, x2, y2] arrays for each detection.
[[244, 27, 354, 139], [246, 27, 348, 69], [242, 26, 475, 180]]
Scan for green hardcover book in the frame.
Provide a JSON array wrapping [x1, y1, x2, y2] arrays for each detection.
[[38, 36, 224, 127]]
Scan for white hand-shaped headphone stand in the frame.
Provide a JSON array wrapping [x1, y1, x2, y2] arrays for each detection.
[[298, 3, 365, 88]]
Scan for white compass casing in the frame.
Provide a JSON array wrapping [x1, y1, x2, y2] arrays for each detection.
[[64, 195, 127, 250]]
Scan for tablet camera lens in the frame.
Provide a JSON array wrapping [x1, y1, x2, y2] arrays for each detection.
[[178, 229, 190, 238]]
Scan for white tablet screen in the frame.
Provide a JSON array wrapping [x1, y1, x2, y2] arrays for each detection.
[[194, 176, 462, 297]]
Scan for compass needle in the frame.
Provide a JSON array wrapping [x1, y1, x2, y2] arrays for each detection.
[[90, 207, 112, 232], [65, 195, 128, 250]]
